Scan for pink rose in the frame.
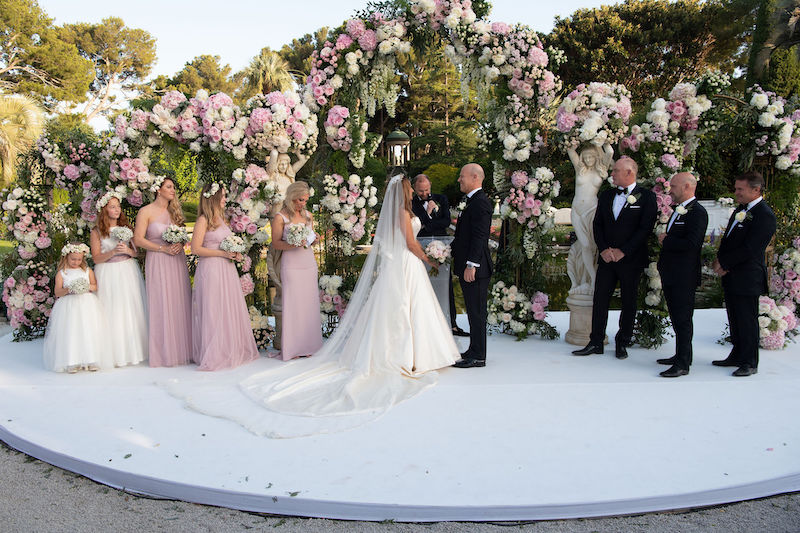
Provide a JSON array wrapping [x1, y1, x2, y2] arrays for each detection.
[[246, 223, 258, 235]]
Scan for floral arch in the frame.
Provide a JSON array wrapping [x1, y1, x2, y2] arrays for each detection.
[[3, 0, 800, 345]]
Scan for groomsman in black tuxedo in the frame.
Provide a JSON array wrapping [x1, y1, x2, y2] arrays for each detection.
[[712, 171, 776, 377], [573, 156, 657, 359], [411, 174, 468, 337], [451, 163, 493, 368], [655, 172, 708, 377]]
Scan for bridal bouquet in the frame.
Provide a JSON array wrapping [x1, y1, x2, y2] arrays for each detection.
[[162, 225, 190, 244], [110, 226, 133, 243], [424, 240, 451, 277], [220, 234, 247, 254], [66, 277, 90, 295], [285, 223, 312, 248]]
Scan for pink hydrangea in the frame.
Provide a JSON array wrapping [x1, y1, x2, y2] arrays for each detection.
[[660, 154, 680, 170], [358, 30, 377, 51], [240, 274, 255, 296]]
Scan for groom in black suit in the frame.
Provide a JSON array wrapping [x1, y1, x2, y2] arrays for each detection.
[[573, 156, 657, 359], [411, 174, 468, 337], [712, 171, 776, 377], [451, 163, 492, 368], [655, 172, 708, 377]]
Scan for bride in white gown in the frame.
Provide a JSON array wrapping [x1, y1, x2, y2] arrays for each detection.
[[164, 174, 459, 437]]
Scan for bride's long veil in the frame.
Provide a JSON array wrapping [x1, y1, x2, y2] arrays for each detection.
[[206, 174, 435, 437]]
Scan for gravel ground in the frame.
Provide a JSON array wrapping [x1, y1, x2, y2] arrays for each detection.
[[1, 441, 799, 533]]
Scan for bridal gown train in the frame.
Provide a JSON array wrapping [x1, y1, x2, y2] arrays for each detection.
[[164, 211, 460, 437]]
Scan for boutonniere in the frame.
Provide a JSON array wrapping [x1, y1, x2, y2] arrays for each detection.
[[626, 192, 641, 205], [456, 200, 467, 213], [735, 210, 753, 223], [675, 205, 688, 216]]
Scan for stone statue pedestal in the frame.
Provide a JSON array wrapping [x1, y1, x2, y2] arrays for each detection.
[[565, 293, 607, 346]]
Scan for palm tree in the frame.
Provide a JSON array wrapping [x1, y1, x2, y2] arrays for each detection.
[[238, 48, 296, 98], [0, 94, 45, 187]]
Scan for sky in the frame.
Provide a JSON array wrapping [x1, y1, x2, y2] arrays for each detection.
[[39, 0, 617, 79]]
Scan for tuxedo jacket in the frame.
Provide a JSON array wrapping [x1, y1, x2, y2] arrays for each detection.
[[657, 199, 708, 287], [452, 189, 493, 279], [717, 200, 776, 296], [593, 185, 658, 268], [412, 193, 451, 237]]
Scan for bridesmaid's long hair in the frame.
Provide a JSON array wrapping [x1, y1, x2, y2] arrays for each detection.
[[97, 198, 131, 238], [198, 182, 226, 231], [157, 177, 186, 226], [282, 181, 311, 220]]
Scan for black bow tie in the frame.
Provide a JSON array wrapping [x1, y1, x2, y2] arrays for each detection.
[[616, 187, 626, 195], [736, 204, 747, 212]]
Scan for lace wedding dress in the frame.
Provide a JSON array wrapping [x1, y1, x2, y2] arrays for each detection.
[[164, 175, 459, 437]]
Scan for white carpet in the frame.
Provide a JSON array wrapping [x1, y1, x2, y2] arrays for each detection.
[[1, 309, 798, 521]]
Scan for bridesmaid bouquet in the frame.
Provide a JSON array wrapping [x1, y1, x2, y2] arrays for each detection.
[[66, 277, 90, 295], [220, 235, 247, 253], [424, 240, 451, 277], [286, 223, 312, 248], [110, 226, 133, 242], [162, 225, 190, 244]]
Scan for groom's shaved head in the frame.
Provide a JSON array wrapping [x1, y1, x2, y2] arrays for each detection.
[[458, 163, 485, 194]]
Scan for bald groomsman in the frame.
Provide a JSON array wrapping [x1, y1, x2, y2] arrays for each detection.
[[573, 156, 657, 359], [656, 172, 708, 377]]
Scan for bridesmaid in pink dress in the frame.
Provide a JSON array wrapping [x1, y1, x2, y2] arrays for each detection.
[[190, 182, 259, 371], [270, 181, 323, 360], [133, 177, 192, 367]]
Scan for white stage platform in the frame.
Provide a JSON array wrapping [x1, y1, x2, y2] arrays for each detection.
[[1, 309, 798, 522]]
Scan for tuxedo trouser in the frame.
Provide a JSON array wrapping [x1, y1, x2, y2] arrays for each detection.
[[460, 276, 490, 360], [590, 261, 643, 346], [724, 289, 759, 369], [663, 283, 696, 370]]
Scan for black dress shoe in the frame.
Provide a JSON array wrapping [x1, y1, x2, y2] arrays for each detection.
[[660, 365, 689, 378], [452, 358, 486, 368], [615, 344, 628, 359], [657, 356, 677, 365], [572, 344, 603, 356], [712, 358, 739, 367], [615, 339, 633, 348], [451, 326, 470, 337], [732, 366, 757, 377]]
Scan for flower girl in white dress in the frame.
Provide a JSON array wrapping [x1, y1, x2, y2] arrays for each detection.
[[43, 243, 113, 373], [90, 192, 148, 366]]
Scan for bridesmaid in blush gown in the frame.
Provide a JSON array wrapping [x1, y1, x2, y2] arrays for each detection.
[[270, 181, 323, 361], [190, 182, 259, 371], [133, 177, 192, 367]]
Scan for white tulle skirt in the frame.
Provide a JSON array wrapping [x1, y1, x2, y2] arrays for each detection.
[[163, 246, 460, 438], [95, 259, 148, 366], [43, 293, 114, 372]]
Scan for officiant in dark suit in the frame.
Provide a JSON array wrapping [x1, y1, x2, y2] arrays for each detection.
[[451, 163, 493, 368], [411, 174, 468, 337], [573, 156, 657, 359], [655, 172, 708, 377], [712, 171, 776, 377]]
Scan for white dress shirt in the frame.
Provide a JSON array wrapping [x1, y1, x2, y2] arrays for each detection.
[[612, 184, 636, 220], [666, 196, 695, 232]]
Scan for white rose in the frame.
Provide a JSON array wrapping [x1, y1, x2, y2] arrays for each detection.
[[355, 197, 366, 209], [758, 316, 772, 328], [758, 112, 776, 128], [750, 93, 769, 109], [368, 196, 378, 207]]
